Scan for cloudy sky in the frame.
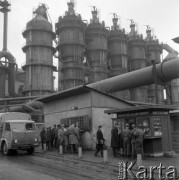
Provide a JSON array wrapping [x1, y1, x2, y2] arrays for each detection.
[[0, 0, 179, 69]]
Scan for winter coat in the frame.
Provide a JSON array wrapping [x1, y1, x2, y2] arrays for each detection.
[[118, 128, 123, 148], [96, 129, 105, 145], [46, 129, 51, 141], [67, 126, 78, 145], [40, 129, 47, 141], [111, 127, 119, 148], [123, 128, 131, 142]]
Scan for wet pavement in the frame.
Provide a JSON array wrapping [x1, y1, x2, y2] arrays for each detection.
[[0, 147, 178, 180], [35, 146, 179, 171]]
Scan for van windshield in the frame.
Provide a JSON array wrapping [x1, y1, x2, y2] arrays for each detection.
[[11, 123, 25, 132], [11, 122, 36, 132]]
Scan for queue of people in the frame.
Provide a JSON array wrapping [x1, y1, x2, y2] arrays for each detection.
[[111, 123, 144, 158], [40, 122, 144, 159], [40, 123, 80, 154]]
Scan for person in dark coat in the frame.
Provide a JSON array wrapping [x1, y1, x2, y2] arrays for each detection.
[[111, 123, 119, 157], [51, 125, 56, 148], [46, 127, 51, 150], [118, 124, 124, 156], [94, 125, 105, 157], [123, 123, 131, 157], [40, 127, 47, 152]]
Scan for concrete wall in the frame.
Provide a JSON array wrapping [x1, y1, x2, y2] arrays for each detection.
[[91, 107, 114, 149], [42, 90, 133, 149], [44, 92, 92, 127]]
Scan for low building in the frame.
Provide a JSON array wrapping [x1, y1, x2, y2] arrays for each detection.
[[37, 85, 134, 149]]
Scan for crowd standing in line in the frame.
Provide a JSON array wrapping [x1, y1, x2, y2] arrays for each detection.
[[40, 122, 144, 159], [111, 122, 145, 158], [40, 123, 80, 154]]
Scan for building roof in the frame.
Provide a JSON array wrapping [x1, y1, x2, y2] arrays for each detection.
[[105, 105, 179, 114], [36, 85, 134, 106]]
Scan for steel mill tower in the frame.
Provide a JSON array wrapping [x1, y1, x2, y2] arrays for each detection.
[[145, 26, 164, 104], [55, 0, 86, 90], [128, 20, 148, 102], [22, 4, 56, 96], [85, 7, 109, 84], [0, 0, 16, 97], [108, 14, 130, 100]]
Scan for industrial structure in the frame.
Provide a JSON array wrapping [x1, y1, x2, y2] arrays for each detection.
[[0, 0, 17, 98], [128, 20, 148, 103], [22, 4, 56, 96], [145, 26, 163, 104], [55, 1, 86, 90], [108, 14, 129, 100], [85, 6, 109, 83], [0, 0, 179, 154], [0, 0, 178, 104]]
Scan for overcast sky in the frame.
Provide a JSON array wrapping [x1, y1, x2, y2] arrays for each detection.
[[0, 0, 179, 69]]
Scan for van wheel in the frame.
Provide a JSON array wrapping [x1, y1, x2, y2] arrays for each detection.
[[27, 148, 34, 155], [3, 142, 9, 155]]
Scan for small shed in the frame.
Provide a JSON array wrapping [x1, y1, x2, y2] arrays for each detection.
[[37, 85, 134, 149], [105, 105, 178, 156]]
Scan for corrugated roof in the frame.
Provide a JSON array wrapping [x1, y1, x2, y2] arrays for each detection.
[[36, 85, 134, 106]]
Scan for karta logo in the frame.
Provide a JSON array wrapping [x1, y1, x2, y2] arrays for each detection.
[[118, 162, 179, 180]]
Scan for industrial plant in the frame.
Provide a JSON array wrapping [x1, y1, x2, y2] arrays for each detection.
[[0, 0, 179, 154]]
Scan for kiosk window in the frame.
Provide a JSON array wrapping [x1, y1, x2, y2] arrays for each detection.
[[153, 117, 162, 136], [137, 118, 151, 136]]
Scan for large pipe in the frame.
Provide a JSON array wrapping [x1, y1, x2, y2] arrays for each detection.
[[88, 58, 179, 93], [0, 51, 16, 96]]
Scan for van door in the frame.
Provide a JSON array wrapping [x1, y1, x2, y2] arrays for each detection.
[[3, 122, 12, 148]]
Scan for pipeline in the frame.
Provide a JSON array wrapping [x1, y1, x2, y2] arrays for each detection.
[[0, 51, 17, 96], [0, 96, 43, 113], [88, 57, 179, 93]]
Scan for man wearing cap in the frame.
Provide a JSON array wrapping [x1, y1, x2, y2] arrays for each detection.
[[95, 125, 105, 157], [123, 123, 131, 157]]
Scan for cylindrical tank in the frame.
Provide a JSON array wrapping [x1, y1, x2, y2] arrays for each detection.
[[85, 7, 108, 83], [165, 79, 179, 105], [129, 26, 148, 102], [108, 15, 130, 100], [88, 57, 179, 93], [146, 31, 164, 104], [0, 62, 6, 98], [55, 2, 86, 90], [22, 4, 56, 96]]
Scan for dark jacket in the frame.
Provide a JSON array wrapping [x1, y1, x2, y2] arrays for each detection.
[[96, 129, 105, 145], [111, 127, 119, 147], [40, 129, 47, 141]]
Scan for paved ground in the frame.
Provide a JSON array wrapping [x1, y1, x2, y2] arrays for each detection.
[[35, 146, 179, 173]]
